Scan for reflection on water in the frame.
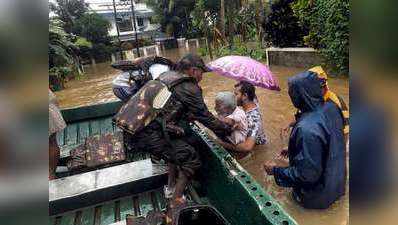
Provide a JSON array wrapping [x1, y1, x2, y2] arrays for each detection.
[[56, 63, 119, 108], [55, 45, 349, 225]]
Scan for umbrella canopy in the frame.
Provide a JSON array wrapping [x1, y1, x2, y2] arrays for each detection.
[[207, 55, 280, 91]]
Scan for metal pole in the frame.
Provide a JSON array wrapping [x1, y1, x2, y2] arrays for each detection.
[[130, 0, 141, 57], [112, 0, 123, 60]]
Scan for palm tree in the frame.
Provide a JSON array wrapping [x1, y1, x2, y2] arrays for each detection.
[[49, 18, 82, 87], [49, 19, 79, 68]]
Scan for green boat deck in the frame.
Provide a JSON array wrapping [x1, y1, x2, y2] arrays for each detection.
[[50, 188, 167, 225], [56, 101, 149, 176]]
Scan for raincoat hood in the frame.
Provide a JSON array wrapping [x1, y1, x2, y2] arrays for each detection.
[[288, 71, 323, 112]]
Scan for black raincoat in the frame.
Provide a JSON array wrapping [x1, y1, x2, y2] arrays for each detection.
[[273, 71, 346, 209]]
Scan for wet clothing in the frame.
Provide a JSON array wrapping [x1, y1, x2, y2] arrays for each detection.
[[226, 107, 248, 145], [273, 71, 346, 209], [112, 57, 173, 102], [157, 72, 231, 138], [133, 122, 200, 177], [112, 71, 140, 102], [49, 90, 66, 136], [131, 71, 231, 177], [246, 107, 267, 145], [113, 85, 139, 103]]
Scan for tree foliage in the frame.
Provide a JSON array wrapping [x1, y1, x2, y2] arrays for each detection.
[[144, 0, 259, 45], [233, 3, 257, 42], [198, 37, 266, 61], [292, 0, 349, 75], [263, 0, 307, 47], [145, 0, 220, 38], [49, 18, 81, 85], [75, 37, 92, 49], [72, 13, 111, 44], [191, 0, 218, 59], [49, 18, 79, 69], [191, 0, 219, 35], [51, 0, 115, 62], [49, 0, 88, 33], [145, 0, 196, 37]]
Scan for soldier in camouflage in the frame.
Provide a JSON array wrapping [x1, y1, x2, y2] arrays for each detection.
[[130, 54, 232, 221]]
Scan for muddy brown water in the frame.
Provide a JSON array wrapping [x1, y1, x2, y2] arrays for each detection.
[[55, 53, 349, 225]]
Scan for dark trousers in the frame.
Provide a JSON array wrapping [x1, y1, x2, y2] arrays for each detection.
[[133, 122, 201, 178]]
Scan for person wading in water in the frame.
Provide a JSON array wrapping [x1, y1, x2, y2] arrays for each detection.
[[264, 71, 346, 209], [217, 81, 267, 160]]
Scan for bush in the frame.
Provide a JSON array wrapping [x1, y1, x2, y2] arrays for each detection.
[[75, 37, 92, 48], [263, 0, 307, 47], [91, 43, 115, 62], [199, 39, 266, 62], [197, 46, 209, 57], [49, 66, 73, 89], [49, 18, 82, 89], [49, 66, 72, 79], [292, 0, 349, 75]]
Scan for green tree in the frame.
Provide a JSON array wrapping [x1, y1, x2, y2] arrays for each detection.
[[72, 13, 111, 44], [72, 13, 114, 62], [234, 3, 257, 42], [223, 0, 254, 47], [192, 0, 219, 59], [49, 18, 79, 69], [145, 0, 219, 38], [292, 0, 349, 75], [146, 0, 196, 37], [49, 18, 82, 87], [263, 0, 307, 47], [254, 0, 266, 44], [49, 0, 88, 33]]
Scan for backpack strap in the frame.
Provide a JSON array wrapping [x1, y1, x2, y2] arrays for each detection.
[[158, 71, 196, 90], [168, 76, 196, 89]]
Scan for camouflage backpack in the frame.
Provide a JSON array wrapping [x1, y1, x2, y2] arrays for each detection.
[[113, 71, 195, 136]]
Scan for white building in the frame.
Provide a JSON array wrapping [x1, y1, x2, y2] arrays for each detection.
[[87, 0, 162, 42]]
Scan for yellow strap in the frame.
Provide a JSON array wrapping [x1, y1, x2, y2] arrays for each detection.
[[309, 66, 328, 79], [325, 91, 342, 109], [343, 126, 349, 134], [342, 110, 349, 118]]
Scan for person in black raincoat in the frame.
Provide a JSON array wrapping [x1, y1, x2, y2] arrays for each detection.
[[264, 71, 346, 209]]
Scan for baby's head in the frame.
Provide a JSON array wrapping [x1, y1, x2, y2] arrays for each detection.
[[215, 91, 237, 117]]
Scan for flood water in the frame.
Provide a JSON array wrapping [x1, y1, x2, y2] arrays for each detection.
[[56, 43, 204, 108], [55, 46, 349, 225]]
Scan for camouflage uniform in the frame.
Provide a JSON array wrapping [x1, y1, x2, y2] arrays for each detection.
[[116, 71, 231, 177]]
